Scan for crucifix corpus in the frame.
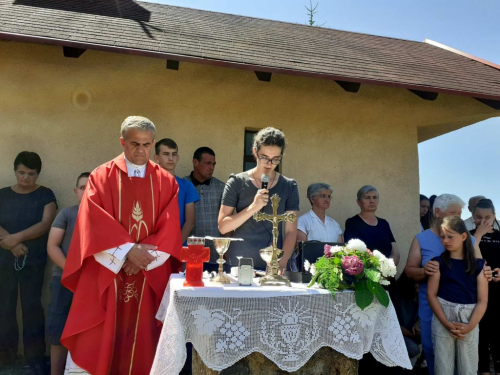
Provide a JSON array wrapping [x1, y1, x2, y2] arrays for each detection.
[[253, 194, 296, 287]]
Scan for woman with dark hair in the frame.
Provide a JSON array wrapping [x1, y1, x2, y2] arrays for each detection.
[[420, 194, 430, 232], [0, 151, 57, 374], [218, 127, 299, 272], [429, 195, 437, 211], [470, 199, 500, 375]]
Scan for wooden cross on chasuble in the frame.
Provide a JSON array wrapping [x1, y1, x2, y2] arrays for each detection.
[[181, 237, 210, 287]]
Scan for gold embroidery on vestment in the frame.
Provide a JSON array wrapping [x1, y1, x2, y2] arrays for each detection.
[[128, 278, 146, 375], [119, 170, 122, 224], [119, 281, 139, 303], [150, 174, 155, 228], [132, 201, 143, 222], [109, 279, 118, 374], [129, 201, 149, 242]]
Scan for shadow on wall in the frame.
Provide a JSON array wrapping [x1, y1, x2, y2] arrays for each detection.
[[13, 0, 162, 38]]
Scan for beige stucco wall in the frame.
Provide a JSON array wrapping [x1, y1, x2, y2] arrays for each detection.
[[0, 40, 497, 325]]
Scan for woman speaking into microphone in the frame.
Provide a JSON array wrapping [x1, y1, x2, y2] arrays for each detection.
[[218, 127, 299, 272]]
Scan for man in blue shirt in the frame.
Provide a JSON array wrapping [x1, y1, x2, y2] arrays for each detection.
[[154, 139, 200, 245]]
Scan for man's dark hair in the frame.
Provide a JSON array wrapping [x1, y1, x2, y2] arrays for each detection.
[[76, 172, 91, 187], [155, 138, 178, 155], [14, 151, 42, 174], [193, 147, 215, 161]]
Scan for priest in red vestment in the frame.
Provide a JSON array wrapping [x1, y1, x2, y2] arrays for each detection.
[[61, 116, 182, 375]]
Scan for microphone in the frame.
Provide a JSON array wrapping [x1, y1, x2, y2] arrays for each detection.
[[260, 174, 270, 212], [261, 174, 270, 190]]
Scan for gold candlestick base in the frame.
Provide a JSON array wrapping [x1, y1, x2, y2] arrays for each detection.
[[259, 246, 291, 286], [211, 273, 231, 284], [259, 274, 291, 287], [208, 237, 239, 284]]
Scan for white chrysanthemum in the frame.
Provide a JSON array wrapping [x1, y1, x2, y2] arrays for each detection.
[[379, 279, 390, 286], [304, 259, 311, 272], [329, 245, 343, 254], [346, 239, 367, 252], [372, 250, 387, 260], [379, 258, 397, 278], [310, 264, 317, 276]]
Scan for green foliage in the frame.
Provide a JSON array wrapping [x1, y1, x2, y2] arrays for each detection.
[[306, 244, 394, 310], [366, 279, 390, 307], [355, 279, 373, 310], [365, 269, 381, 283], [304, 0, 326, 27]]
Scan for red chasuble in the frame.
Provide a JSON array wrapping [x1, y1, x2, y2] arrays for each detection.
[[61, 154, 182, 375]]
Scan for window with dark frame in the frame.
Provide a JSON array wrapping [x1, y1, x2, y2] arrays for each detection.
[[243, 130, 257, 171]]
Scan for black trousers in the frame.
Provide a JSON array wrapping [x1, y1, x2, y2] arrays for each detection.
[[478, 288, 500, 373], [0, 264, 46, 366]]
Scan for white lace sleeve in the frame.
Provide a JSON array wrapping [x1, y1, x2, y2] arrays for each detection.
[[93, 244, 170, 273], [145, 250, 170, 271], [93, 243, 134, 273]]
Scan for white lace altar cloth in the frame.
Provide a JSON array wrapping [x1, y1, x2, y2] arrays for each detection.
[[150, 274, 411, 374]]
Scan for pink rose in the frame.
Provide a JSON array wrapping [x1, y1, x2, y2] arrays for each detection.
[[342, 255, 364, 276], [323, 246, 332, 258]]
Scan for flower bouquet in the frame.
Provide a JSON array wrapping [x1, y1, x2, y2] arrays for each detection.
[[305, 239, 396, 310]]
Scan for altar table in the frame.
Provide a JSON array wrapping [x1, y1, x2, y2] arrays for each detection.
[[150, 274, 411, 374]]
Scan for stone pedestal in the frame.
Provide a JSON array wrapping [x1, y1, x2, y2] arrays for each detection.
[[192, 347, 358, 375]]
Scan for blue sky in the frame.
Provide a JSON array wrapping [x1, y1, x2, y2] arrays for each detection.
[[146, 0, 500, 218]]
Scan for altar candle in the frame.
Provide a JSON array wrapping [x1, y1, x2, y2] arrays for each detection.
[[181, 237, 210, 287]]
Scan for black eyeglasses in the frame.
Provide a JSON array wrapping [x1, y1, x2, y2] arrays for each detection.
[[257, 153, 282, 166]]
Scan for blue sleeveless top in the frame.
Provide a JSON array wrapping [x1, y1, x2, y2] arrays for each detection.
[[416, 229, 443, 269]]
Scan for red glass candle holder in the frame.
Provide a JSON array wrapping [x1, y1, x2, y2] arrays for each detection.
[[181, 237, 210, 287]]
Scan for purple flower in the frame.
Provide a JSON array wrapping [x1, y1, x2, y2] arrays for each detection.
[[342, 255, 364, 276], [324, 245, 332, 258]]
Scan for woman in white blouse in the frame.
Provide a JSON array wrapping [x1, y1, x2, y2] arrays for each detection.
[[297, 183, 343, 243]]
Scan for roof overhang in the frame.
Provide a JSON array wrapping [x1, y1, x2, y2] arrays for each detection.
[[2, 31, 500, 102], [424, 39, 500, 72]]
